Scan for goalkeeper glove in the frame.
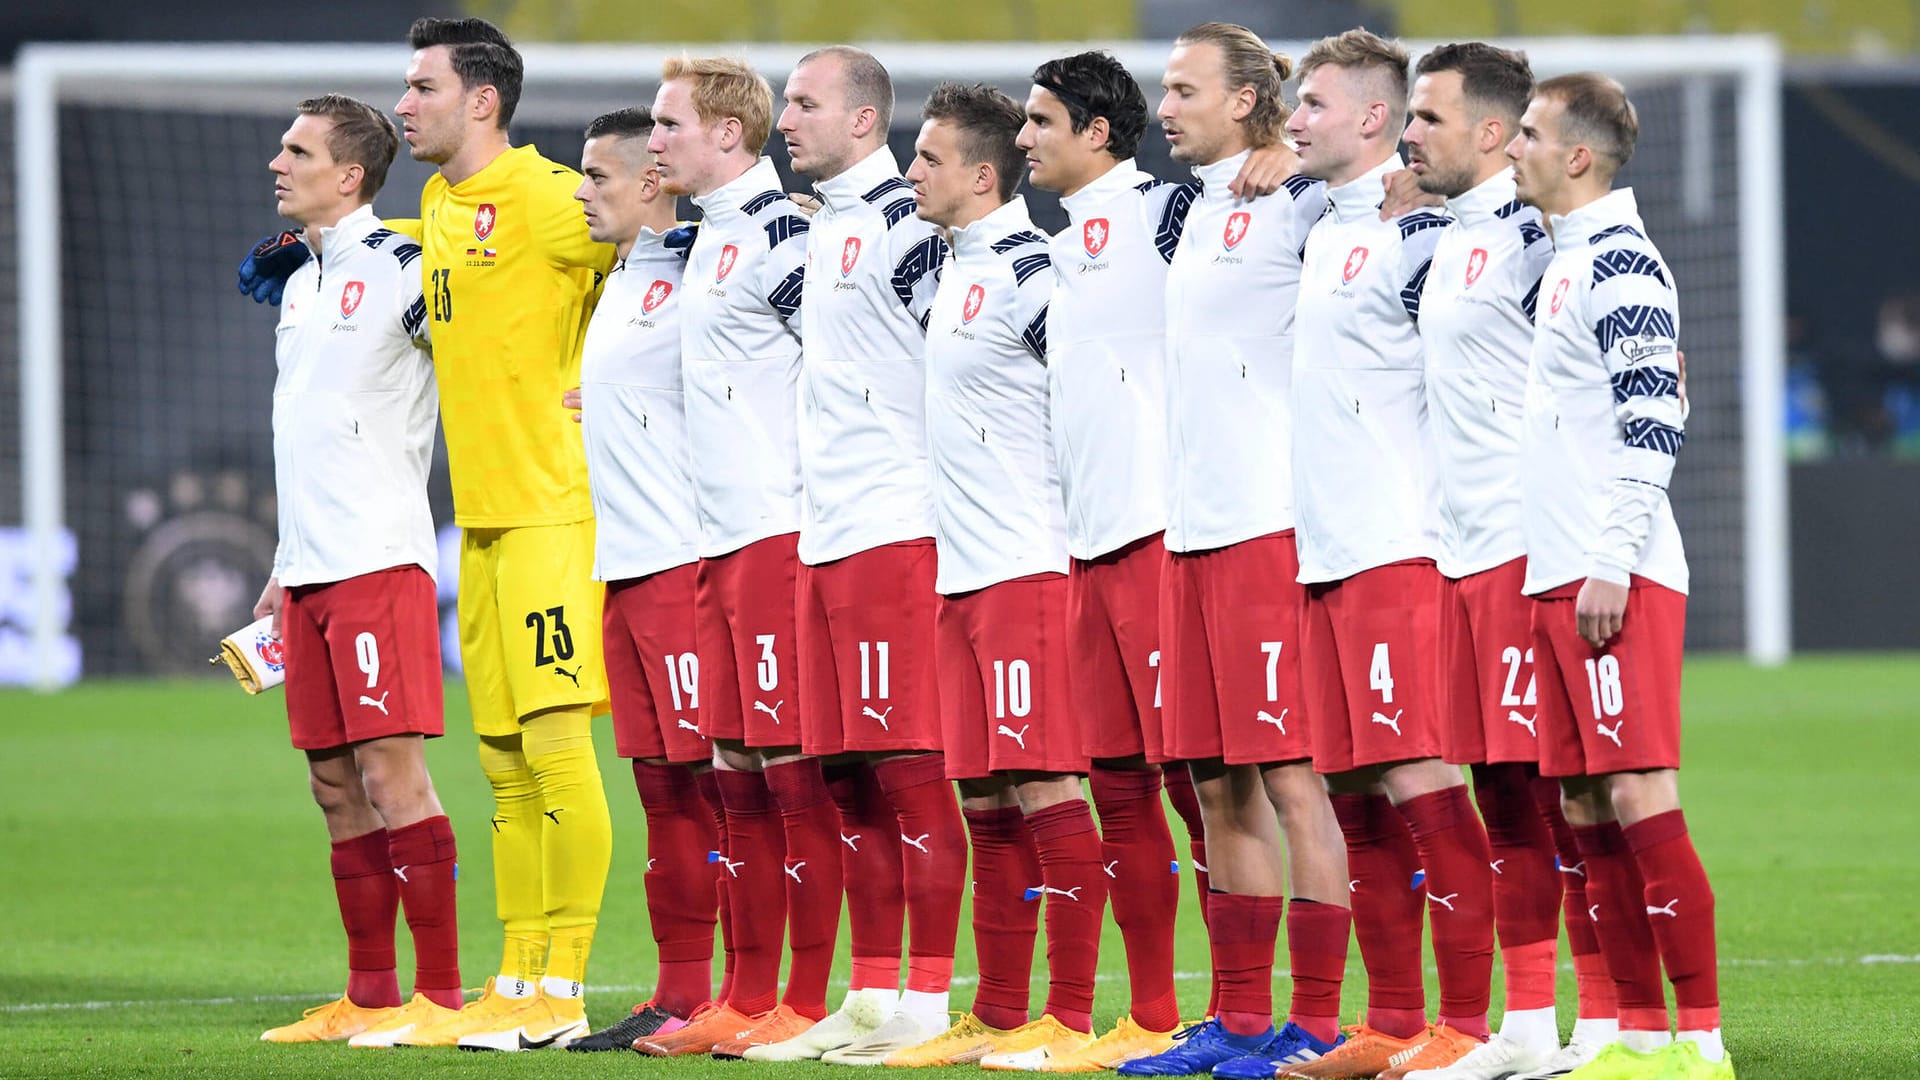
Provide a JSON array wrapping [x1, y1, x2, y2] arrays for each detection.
[[237, 231, 309, 305]]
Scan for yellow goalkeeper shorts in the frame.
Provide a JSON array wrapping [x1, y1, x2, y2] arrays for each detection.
[[458, 520, 608, 736]]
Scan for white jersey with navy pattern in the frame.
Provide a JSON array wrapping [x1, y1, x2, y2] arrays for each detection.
[[580, 226, 698, 582], [1163, 149, 1329, 553], [680, 157, 810, 558], [1421, 169, 1556, 579], [924, 196, 1064, 595], [272, 204, 438, 588], [1523, 187, 1688, 596], [1293, 154, 1451, 583], [797, 147, 946, 565], [1049, 158, 1193, 560]]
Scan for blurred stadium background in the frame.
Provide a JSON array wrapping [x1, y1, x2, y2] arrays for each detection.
[[1, 0, 1918, 686]]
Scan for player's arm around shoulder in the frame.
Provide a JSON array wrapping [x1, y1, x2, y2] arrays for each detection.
[[1393, 207, 1450, 322], [369, 224, 432, 349], [886, 212, 949, 327], [1008, 240, 1053, 363]]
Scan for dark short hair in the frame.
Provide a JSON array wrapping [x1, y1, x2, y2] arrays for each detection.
[[1537, 72, 1639, 173], [1414, 42, 1534, 128], [796, 45, 896, 131], [584, 106, 656, 142], [922, 82, 1027, 201], [407, 17, 523, 130], [296, 93, 400, 200], [1031, 50, 1147, 161]]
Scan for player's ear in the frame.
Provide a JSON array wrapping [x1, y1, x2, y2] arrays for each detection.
[[471, 84, 500, 127], [1229, 85, 1256, 124], [1566, 142, 1593, 181], [851, 104, 879, 140], [1478, 116, 1507, 156], [717, 115, 743, 153], [338, 162, 366, 200], [1086, 114, 1111, 153], [974, 161, 996, 197]]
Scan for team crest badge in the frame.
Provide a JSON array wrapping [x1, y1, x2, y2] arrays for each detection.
[[841, 237, 862, 276], [1223, 211, 1251, 250], [474, 203, 497, 241], [1083, 218, 1110, 258], [339, 280, 365, 318], [643, 280, 673, 314], [716, 244, 740, 282], [1549, 278, 1571, 315], [1465, 248, 1488, 287], [962, 284, 985, 324], [1342, 246, 1369, 284], [254, 633, 286, 671]]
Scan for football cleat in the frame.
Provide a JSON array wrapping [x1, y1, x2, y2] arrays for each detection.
[[1209, 1021, 1344, 1078], [883, 1012, 1020, 1067], [454, 992, 589, 1051], [393, 977, 532, 1047], [1510, 1036, 1620, 1079], [745, 988, 891, 1061], [1649, 1041, 1735, 1080], [1553, 1041, 1675, 1080], [1116, 1019, 1277, 1076], [1276, 1023, 1431, 1078], [347, 993, 461, 1048], [636, 1001, 758, 1056], [979, 1014, 1098, 1071], [1039, 1014, 1183, 1072], [565, 1001, 685, 1052], [712, 1003, 819, 1059], [820, 1009, 948, 1065], [1379, 1024, 1487, 1079], [259, 996, 397, 1043], [1404, 1033, 1556, 1079]]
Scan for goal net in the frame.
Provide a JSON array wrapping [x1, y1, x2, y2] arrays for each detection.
[[4, 37, 1786, 685]]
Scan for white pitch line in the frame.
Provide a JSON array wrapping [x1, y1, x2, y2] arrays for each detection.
[[5, 955, 1914, 1015]]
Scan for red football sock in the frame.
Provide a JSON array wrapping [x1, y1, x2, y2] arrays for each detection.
[[764, 758, 841, 1020], [634, 761, 718, 1017], [713, 768, 787, 1016], [1625, 811, 1720, 1032], [1089, 766, 1181, 1032], [965, 806, 1041, 1032], [695, 768, 736, 1008], [1285, 899, 1350, 1044], [1026, 799, 1106, 1034], [1472, 764, 1560, 1013], [1397, 786, 1495, 1039], [1331, 793, 1426, 1039], [875, 753, 967, 992], [331, 828, 401, 1009], [1533, 776, 1615, 1019], [1574, 822, 1667, 1033], [826, 761, 905, 992], [1160, 763, 1216, 1014], [385, 816, 462, 1009], [1208, 892, 1282, 1037]]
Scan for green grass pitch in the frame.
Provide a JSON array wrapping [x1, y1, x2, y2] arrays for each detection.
[[3, 655, 1917, 1078]]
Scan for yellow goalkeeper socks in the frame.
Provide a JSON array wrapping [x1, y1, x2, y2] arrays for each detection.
[[523, 705, 612, 989], [478, 733, 549, 990]]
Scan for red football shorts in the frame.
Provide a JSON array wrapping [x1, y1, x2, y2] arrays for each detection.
[[1304, 559, 1446, 774], [936, 573, 1087, 780], [797, 539, 942, 757], [283, 564, 444, 751], [1068, 533, 1167, 762], [695, 533, 802, 749], [1530, 577, 1686, 778], [1159, 532, 1312, 765], [1440, 557, 1543, 765], [603, 562, 710, 764]]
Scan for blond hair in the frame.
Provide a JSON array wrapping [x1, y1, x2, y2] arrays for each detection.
[[1175, 22, 1294, 146], [1299, 28, 1412, 132], [660, 55, 774, 155]]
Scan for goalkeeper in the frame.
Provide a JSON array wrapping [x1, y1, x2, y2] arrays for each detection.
[[243, 16, 618, 1052], [248, 94, 463, 1047]]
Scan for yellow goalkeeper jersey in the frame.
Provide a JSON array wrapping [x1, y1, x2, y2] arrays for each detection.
[[417, 144, 615, 527]]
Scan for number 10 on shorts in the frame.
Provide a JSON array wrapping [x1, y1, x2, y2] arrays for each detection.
[[993, 659, 1031, 719]]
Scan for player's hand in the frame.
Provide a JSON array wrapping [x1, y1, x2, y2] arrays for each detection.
[[788, 192, 823, 217], [237, 231, 309, 306], [1575, 577, 1630, 649], [1228, 143, 1295, 199], [1676, 349, 1689, 414], [1378, 168, 1442, 219], [254, 577, 285, 640], [563, 387, 582, 423]]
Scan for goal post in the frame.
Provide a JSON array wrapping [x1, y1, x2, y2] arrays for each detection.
[[9, 35, 1789, 688]]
